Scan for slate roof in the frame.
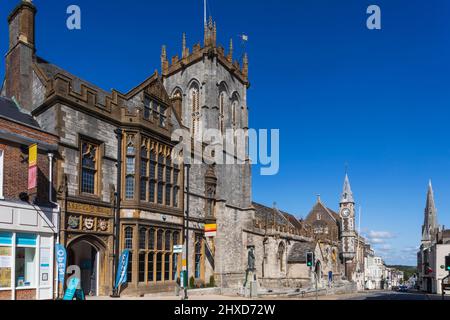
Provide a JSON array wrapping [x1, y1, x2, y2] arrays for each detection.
[[0, 96, 40, 128], [35, 56, 109, 105], [287, 242, 316, 263], [253, 202, 295, 228]]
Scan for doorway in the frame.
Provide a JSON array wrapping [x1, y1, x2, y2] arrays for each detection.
[[68, 240, 100, 296]]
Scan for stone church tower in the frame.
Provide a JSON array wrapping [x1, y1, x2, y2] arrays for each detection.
[[161, 18, 253, 288], [421, 181, 438, 247], [339, 174, 357, 279]]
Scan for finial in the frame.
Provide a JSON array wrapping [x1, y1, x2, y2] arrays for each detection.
[[182, 33, 189, 58], [161, 45, 168, 74], [317, 194, 321, 203], [228, 38, 233, 62], [242, 53, 248, 78]]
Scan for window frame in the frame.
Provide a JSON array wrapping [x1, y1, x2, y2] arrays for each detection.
[[80, 140, 100, 196]]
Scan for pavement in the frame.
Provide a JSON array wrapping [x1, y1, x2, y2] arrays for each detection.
[[87, 290, 450, 301]]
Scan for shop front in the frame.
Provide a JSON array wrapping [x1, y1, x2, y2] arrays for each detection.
[[0, 201, 57, 300]]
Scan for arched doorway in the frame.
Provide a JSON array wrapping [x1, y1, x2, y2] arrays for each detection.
[[67, 236, 105, 297]]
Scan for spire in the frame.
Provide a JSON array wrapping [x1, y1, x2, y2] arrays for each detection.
[[422, 180, 438, 242], [340, 174, 354, 204]]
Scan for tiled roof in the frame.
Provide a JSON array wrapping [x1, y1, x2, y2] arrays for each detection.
[[287, 242, 315, 263], [0, 96, 40, 128]]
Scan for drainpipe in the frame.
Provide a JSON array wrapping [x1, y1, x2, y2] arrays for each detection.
[[112, 129, 123, 297], [48, 153, 61, 299]]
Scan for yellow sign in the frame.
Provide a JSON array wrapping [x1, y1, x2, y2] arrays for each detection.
[[29, 144, 37, 167], [205, 224, 217, 237]]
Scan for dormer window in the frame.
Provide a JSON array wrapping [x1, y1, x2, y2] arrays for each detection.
[[143, 96, 153, 120], [144, 96, 167, 128]]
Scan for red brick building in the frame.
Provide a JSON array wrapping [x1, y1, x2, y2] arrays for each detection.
[[0, 96, 59, 300]]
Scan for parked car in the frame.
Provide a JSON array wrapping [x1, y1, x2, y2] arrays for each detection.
[[397, 285, 408, 292]]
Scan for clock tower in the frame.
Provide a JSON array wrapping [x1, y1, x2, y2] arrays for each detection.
[[339, 174, 356, 279]]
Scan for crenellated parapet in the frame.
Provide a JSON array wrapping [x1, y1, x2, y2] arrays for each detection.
[[32, 60, 176, 137], [161, 17, 249, 87]]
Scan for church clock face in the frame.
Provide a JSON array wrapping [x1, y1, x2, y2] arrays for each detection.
[[341, 208, 351, 218]]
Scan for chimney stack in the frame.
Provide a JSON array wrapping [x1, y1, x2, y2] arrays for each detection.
[[5, 0, 37, 111]]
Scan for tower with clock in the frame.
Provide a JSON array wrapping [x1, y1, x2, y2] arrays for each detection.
[[339, 174, 357, 279]]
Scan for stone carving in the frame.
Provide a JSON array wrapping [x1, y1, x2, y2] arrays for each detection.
[[98, 219, 108, 232], [83, 217, 94, 230], [67, 215, 80, 230], [67, 201, 110, 216], [247, 246, 256, 271]]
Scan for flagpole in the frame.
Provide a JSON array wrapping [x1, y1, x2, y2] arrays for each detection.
[[204, 0, 207, 26]]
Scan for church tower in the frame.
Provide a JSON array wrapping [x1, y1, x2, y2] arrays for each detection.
[[161, 18, 253, 288], [339, 174, 356, 279], [421, 181, 438, 246]]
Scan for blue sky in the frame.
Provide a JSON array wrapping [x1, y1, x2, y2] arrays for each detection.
[[2, 0, 450, 265]]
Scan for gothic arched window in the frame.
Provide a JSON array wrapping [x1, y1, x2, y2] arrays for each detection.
[[278, 242, 286, 272], [190, 85, 200, 137], [125, 136, 136, 200], [81, 141, 98, 194], [219, 91, 226, 134]]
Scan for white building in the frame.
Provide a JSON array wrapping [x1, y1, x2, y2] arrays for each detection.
[[417, 182, 450, 295]]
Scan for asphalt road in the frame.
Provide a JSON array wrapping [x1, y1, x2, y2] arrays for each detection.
[[345, 291, 450, 300]]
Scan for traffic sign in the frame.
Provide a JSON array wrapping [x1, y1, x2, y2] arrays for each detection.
[[173, 245, 183, 254]]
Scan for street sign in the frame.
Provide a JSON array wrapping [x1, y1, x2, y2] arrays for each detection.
[[205, 224, 217, 237], [173, 245, 183, 254]]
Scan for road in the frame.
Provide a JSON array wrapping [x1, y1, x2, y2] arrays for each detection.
[[341, 290, 450, 300]]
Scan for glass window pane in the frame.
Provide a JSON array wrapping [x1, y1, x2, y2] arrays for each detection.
[[157, 230, 163, 250], [139, 253, 145, 282], [157, 183, 163, 204], [147, 252, 154, 282], [139, 229, 146, 250], [127, 252, 133, 283], [156, 253, 162, 282], [0, 247, 12, 288], [165, 231, 171, 251], [126, 176, 135, 200], [126, 157, 135, 174], [172, 254, 178, 281], [148, 229, 155, 250], [125, 227, 133, 250], [15, 247, 36, 287], [165, 185, 171, 206], [140, 178, 147, 201], [140, 159, 148, 177], [164, 254, 170, 281], [149, 181, 155, 203]]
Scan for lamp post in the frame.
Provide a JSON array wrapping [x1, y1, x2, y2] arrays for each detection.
[[182, 163, 191, 300], [111, 128, 123, 298]]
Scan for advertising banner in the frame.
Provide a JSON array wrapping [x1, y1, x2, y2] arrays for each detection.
[[114, 249, 130, 290], [55, 244, 67, 284]]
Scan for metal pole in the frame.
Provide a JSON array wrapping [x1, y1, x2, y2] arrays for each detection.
[[184, 163, 191, 300], [111, 129, 123, 297]]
